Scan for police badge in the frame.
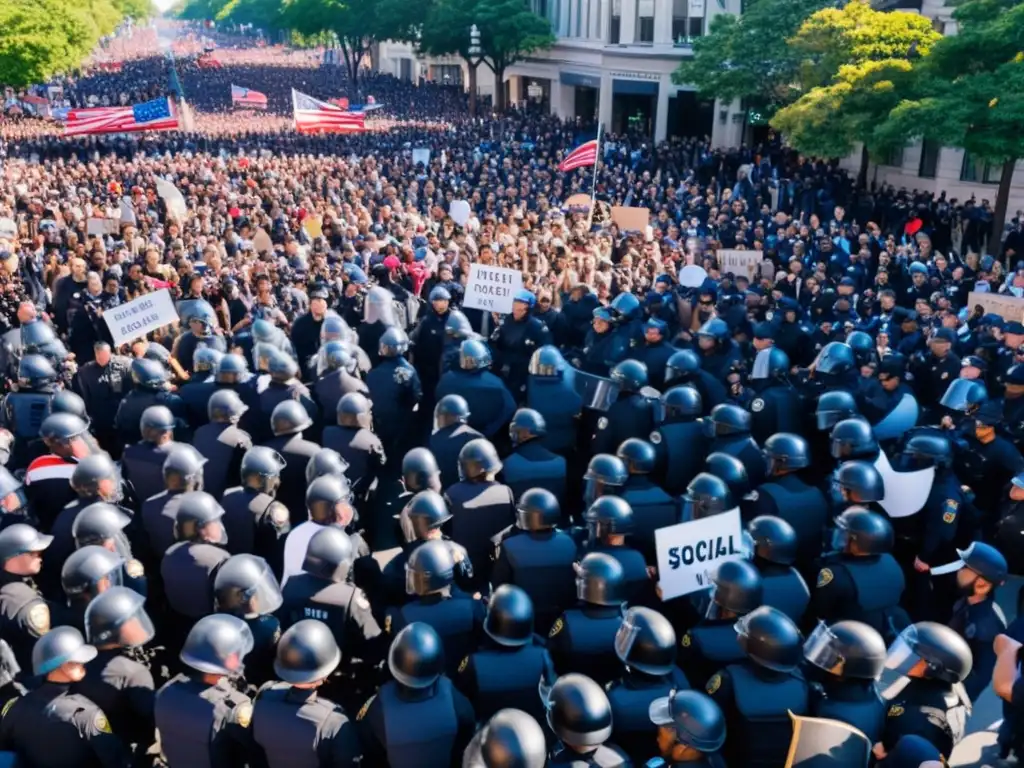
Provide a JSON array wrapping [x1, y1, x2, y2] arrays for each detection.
[[394, 366, 412, 384]]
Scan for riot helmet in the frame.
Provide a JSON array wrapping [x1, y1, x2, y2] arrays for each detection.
[[544, 673, 613, 748], [648, 690, 726, 754], [214, 554, 284, 617], [703, 404, 750, 438], [402, 490, 452, 542], [379, 327, 410, 358], [84, 586, 155, 648], [583, 454, 628, 507], [305, 450, 349, 485], [17, 354, 57, 390], [762, 433, 810, 474], [405, 539, 455, 596], [131, 358, 169, 391], [173, 491, 228, 545], [665, 350, 701, 387], [460, 339, 493, 371], [51, 390, 87, 420], [516, 488, 561, 532], [899, 433, 953, 470], [610, 360, 648, 394], [804, 620, 887, 681], [814, 342, 855, 377], [614, 606, 677, 677], [704, 453, 749, 499], [32, 626, 96, 677], [706, 559, 762, 619], [509, 409, 547, 447], [682, 473, 734, 521], [585, 496, 634, 539], [747, 515, 798, 567], [885, 622, 972, 683], [575, 552, 626, 607], [829, 418, 877, 460], [337, 392, 373, 429], [463, 709, 547, 768], [402, 448, 441, 493], [734, 606, 803, 672], [302, 527, 355, 583], [832, 507, 894, 556], [214, 354, 249, 385], [434, 394, 470, 430], [617, 438, 656, 475], [61, 546, 123, 602], [529, 345, 567, 378], [71, 453, 120, 501], [458, 438, 502, 481], [163, 444, 207, 493], [240, 446, 286, 495], [193, 346, 223, 374], [939, 378, 988, 415], [274, 619, 342, 684], [207, 389, 248, 424], [270, 400, 313, 436], [388, 622, 444, 689], [305, 475, 353, 525], [72, 502, 131, 554], [180, 614, 254, 676], [662, 385, 703, 421], [484, 584, 534, 647], [140, 405, 176, 444]]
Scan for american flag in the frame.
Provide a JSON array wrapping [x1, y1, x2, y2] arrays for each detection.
[[64, 98, 179, 137], [231, 84, 268, 110], [558, 139, 599, 172], [292, 89, 365, 134]]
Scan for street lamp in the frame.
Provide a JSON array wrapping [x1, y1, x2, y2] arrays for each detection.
[[468, 24, 481, 118]]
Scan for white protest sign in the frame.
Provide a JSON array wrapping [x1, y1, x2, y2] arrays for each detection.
[[655, 508, 745, 600], [104, 289, 178, 347], [87, 218, 109, 237], [449, 200, 472, 227], [717, 248, 763, 281], [412, 148, 431, 167], [464, 263, 523, 314]]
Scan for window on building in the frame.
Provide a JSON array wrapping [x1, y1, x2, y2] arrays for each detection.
[[672, 0, 705, 43], [637, 0, 655, 42], [884, 145, 904, 168], [918, 139, 940, 179], [961, 152, 1003, 184], [576, 0, 583, 36], [611, 0, 621, 43]]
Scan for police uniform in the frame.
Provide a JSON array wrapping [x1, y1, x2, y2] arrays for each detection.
[[435, 369, 517, 440], [1, 387, 54, 470], [592, 393, 657, 457], [548, 605, 623, 687], [313, 369, 369, 419], [174, 331, 228, 375], [949, 596, 1006, 700], [75, 356, 131, 453], [749, 381, 803, 446], [810, 678, 887, 745], [651, 420, 709, 496], [24, 454, 78, 530], [192, 422, 253, 501], [122, 441, 180, 508], [445, 481, 516, 591], [154, 674, 261, 768], [453, 636, 552, 724], [757, 562, 810, 624], [748, 475, 830, 570], [140, 491, 185, 569], [281, 523, 373, 591], [711, 434, 767, 488], [525, 373, 582, 456], [501, 440, 566, 504], [256, 380, 319, 440], [491, 526, 577, 634], [321, 424, 385, 505], [219, 488, 290, 577], [409, 308, 449, 403], [45, 498, 135, 597], [811, 554, 909, 642], [77, 648, 156, 757], [677, 621, 746, 694], [578, 328, 628, 377], [114, 389, 186, 446], [0, 570, 52, 672], [580, 541, 652, 606], [260, 433, 322, 526], [428, 422, 483, 491], [880, 679, 968, 758], [366, 357, 422, 457], [491, 314, 550, 401], [384, 594, 485, 679], [618, 476, 679, 561], [161, 541, 231, 623], [380, 538, 475, 608], [606, 667, 691, 764]]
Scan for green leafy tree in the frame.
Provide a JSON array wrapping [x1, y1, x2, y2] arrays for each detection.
[[770, 0, 940, 185], [217, 0, 283, 32], [875, 0, 1024, 251], [0, 0, 109, 87]]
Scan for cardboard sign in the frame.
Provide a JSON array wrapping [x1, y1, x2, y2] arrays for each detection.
[[610, 206, 649, 232], [104, 289, 178, 347], [412, 148, 431, 167], [966, 291, 1024, 323], [564, 193, 592, 210], [654, 508, 745, 600], [252, 228, 273, 253], [302, 215, 323, 238], [717, 248, 764, 281], [464, 263, 523, 314]]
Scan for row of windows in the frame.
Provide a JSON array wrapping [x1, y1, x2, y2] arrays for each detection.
[[886, 140, 1004, 184], [537, 0, 705, 42]]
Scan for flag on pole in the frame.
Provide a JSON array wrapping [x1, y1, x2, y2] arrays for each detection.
[[231, 84, 268, 110], [64, 98, 179, 137], [558, 139, 599, 172], [292, 89, 366, 134]]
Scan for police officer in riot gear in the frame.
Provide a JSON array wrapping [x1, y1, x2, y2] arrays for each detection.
[[366, 326, 422, 458], [617, 438, 678, 560], [830, 460, 886, 515], [323, 392, 385, 506], [140, 444, 207, 569], [877, 622, 972, 759], [454, 584, 553, 725], [462, 709, 548, 768], [75, 341, 132, 456], [26, 412, 94, 521], [665, 350, 726, 411], [261, 400, 323, 523], [829, 418, 880, 466], [491, 488, 577, 634], [502, 408, 566, 503], [313, 340, 368, 418], [220, 446, 290, 576], [646, 689, 728, 767], [705, 605, 809, 768], [192, 389, 253, 500], [681, 472, 735, 522], [154, 613, 261, 767], [583, 453, 629, 512], [747, 515, 810, 623], [491, 289, 552, 402], [179, 346, 225, 424], [174, 300, 227, 374], [409, 285, 452, 412], [581, 496, 651, 604], [543, 672, 631, 765], [606, 607, 690, 764], [0, 466, 32, 532], [359, 285, 401, 368], [61, 546, 130, 632], [2, 353, 57, 470], [526, 345, 582, 456], [430, 394, 483, 491], [357, 622, 477, 764], [307, 449, 350, 484], [206, 352, 261, 436], [122, 404, 180, 505], [213, 554, 284, 686], [436, 339, 516, 440], [704, 404, 766, 486], [114, 357, 185, 446], [593, 359, 657, 457], [258, 353, 318, 439], [71, 503, 145, 595], [803, 620, 888, 744], [548, 552, 627, 686], [442, 310, 478, 374], [651, 385, 709, 496], [0, 523, 56, 672], [813, 507, 909, 642], [947, 541, 1008, 699], [749, 347, 802, 445]]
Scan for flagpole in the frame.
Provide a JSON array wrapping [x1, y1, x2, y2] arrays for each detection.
[[587, 120, 603, 230]]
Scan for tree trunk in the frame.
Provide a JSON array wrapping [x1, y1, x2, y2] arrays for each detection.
[[857, 144, 870, 191], [994, 158, 1016, 264], [493, 66, 506, 113], [468, 62, 478, 119]]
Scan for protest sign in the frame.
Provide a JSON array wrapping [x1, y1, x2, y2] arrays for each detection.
[[449, 200, 472, 227], [966, 291, 1024, 323], [412, 148, 431, 167], [717, 248, 764, 281], [564, 193, 591, 211], [302, 215, 323, 238], [464, 263, 523, 314], [654, 508, 744, 600], [610, 206, 649, 232], [252, 228, 273, 253], [104, 289, 178, 347]]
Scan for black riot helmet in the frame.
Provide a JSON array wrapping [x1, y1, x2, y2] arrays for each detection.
[[762, 433, 810, 474], [207, 389, 248, 424], [180, 613, 254, 676], [575, 552, 626, 606], [305, 450, 349, 485], [131, 357, 169, 391], [583, 453, 628, 506], [529, 345, 567, 378], [458, 438, 502, 481], [585, 496, 635, 537], [648, 690, 726, 753], [434, 395, 470, 430], [40, 412, 90, 445], [682, 473, 734, 520], [51, 390, 87, 420], [84, 586, 155, 648], [61, 546, 123, 601], [17, 354, 57, 389], [72, 502, 131, 549], [140, 405, 176, 444], [803, 620, 887, 681], [661, 385, 703, 421], [704, 404, 750, 438], [460, 339, 493, 371], [829, 418, 878, 460], [463, 709, 548, 768], [484, 584, 535, 647], [834, 461, 885, 503], [846, 331, 875, 367], [751, 346, 790, 381], [516, 488, 561, 532], [270, 400, 313, 436], [610, 360, 648, 394], [734, 606, 803, 672], [240, 447, 286, 494], [337, 392, 373, 429], [610, 291, 642, 323], [174, 491, 228, 545], [885, 622, 973, 684], [544, 673, 613, 748], [747, 516, 798, 567], [939, 378, 988, 415], [616, 439, 656, 475], [509, 409, 547, 447], [302, 527, 355, 583], [614, 606, 677, 676], [193, 346, 223, 374], [957, 541, 1008, 586], [379, 327, 410, 358], [71, 452, 119, 500], [402, 448, 441, 493], [403, 490, 452, 541], [405, 539, 455, 596], [445, 310, 474, 341], [900, 433, 953, 470], [31, 626, 97, 677], [814, 342, 856, 377], [274, 619, 342, 684], [305, 475, 352, 525], [0, 522, 52, 563], [704, 453, 750, 498], [268, 353, 299, 384], [214, 554, 284, 617], [388, 621, 445, 689], [833, 507, 894, 556], [163, 444, 207, 493], [665, 350, 701, 387], [708, 559, 763, 617], [214, 353, 249, 385]]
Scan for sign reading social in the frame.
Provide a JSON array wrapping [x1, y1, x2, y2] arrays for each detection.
[[654, 508, 745, 600]]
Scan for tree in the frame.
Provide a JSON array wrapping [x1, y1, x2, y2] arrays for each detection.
[[770, 0, 940, 186], [217, 0, 284, 32], [418, 0, 554, 113], [671, 0, 834, 129], [875, 0, 1024, 251], [0, 0, 110, 87]]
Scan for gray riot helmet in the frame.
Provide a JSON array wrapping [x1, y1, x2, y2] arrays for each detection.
[[180, 614, 254, 676], [61, 546, 123, 601], [163, 444, 207, 493], [32, 626, 97, 676], [208, 389, 248, 424], [302, 526, 355, 583], [173, 491, 228, 545], [388, 622, 445, 690], [140, 405, 176, 444], [274, 619, 342, 684], [84, 586, 155, 648], [240, 446, 286, 495], [71, 452, 120, 501], [305, 449, 350, 484], [214, 554, 284, 618]]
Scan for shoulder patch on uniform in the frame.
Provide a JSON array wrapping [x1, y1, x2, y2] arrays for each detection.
[[965, 623, 976, 640], [549, 617, 564, 638], [125, 559, 144, 578], [234, 702, 252, 728], [356, 695, 375, 721], [27, 602, 50, 634], [270, 504, 289, 527], [355, 590, 371, 611], [751, 398, 765, 413], [681, 633, 691, 648], [887, 704, 904, 718], [597, 417, 608, 431], [648, 430, 662, 445], [1, 698, 16, 718], [816, 568, 834, 588], [394, 366, 412, 384], [384, 614, 392, 634], [706, 674, 722, 695], [458, 656, 469, 674], [747, 490, 759, 502], [943, 499, 958, 524], [94, 711, 112, 733]]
